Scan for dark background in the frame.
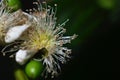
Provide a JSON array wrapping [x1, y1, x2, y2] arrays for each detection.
[[0, 0, 119, 80]]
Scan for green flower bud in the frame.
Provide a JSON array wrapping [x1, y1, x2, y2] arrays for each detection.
[[25, 60, 44, 79], [7, 0, 22, 11]]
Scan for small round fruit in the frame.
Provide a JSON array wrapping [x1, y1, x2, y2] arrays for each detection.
[[7, 0, 21, 11], [25, 60, 44, 79]]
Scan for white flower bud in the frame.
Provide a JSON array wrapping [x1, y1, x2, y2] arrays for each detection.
[[5, 24, 30, 43], [15, 49, 37, 65]]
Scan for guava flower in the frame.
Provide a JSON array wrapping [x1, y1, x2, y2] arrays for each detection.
[[2, 1, 77, 77], [13, 2, 77, 77]]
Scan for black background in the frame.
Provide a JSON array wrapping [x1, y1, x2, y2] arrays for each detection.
[[0, 0, 120, 80]]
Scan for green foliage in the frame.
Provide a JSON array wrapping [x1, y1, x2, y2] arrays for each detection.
[[97, 0, 116, 10]]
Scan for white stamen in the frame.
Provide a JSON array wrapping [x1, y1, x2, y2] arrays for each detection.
[[23, 12, 33, 20]]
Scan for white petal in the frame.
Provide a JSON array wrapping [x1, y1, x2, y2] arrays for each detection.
[[15, 49, 37, 65], [5, 24, 30, 43]]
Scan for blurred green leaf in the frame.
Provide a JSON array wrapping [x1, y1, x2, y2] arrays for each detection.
[[97, 0, 116, 10]]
